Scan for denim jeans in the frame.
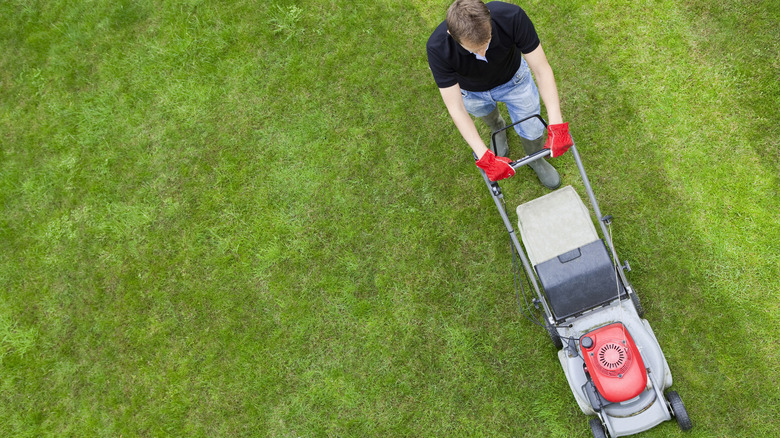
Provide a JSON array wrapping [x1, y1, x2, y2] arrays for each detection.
[[460, 58, 545, 140]]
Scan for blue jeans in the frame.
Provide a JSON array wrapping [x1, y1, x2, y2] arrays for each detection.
[[460, 58, 545, 140]]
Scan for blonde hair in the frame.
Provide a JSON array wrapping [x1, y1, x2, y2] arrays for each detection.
[[446, 0, 492, 45]]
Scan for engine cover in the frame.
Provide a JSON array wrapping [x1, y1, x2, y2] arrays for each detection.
[[580, 323, 647, 403]]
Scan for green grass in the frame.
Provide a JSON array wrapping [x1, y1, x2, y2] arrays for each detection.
[[1, 0, 777, 436]]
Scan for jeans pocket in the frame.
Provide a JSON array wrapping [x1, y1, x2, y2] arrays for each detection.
[[512, 68, 528, 85], [512, 60, 530, 85]]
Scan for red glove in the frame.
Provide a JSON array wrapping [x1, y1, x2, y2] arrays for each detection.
[[476, 150, 515, 182], [543, 123, 574, 158]]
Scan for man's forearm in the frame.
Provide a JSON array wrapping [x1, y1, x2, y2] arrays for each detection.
[[450, 106, 489, 159], [535, 66, 563, 125], [524, 44, 564, 125], [439, 85, 490, 159]]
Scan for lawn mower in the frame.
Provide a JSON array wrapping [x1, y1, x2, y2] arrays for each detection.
[[477, 115, 693, 437]]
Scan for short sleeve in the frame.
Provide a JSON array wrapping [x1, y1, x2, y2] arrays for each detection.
[[512, 6, 540, 53]]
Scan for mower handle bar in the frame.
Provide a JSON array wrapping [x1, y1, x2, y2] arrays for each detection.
[[510, 149, 551, 170], [489, 114, 551, 169]]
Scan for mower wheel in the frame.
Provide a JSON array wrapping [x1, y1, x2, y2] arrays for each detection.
[[589, 418, 608, 438], [545, 319, 563, 349], [667, 391, 693, 431], [629, 289, 645, 317]]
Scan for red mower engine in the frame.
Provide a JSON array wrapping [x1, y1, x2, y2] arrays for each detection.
[[580, 323, 647, 403]]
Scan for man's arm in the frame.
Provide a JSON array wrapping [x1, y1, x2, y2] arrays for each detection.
[[439, 84, 515, 181], [523, 44, 563, 125], [524, 43, 574, 157], [438, 84, 490, 159]]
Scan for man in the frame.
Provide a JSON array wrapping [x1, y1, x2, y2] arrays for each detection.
[[426, 0, 573, 187]]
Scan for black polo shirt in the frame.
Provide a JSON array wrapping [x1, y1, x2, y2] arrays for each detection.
[[426, 1, 540, 91]]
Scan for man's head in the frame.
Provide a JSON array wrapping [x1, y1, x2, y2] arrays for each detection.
[[446, 0, 492, 48]]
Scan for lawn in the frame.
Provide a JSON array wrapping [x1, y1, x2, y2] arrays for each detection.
[[1, 0, 777, 436]]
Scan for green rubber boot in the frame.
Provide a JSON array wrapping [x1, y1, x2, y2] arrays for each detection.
[[480, 108, 509, 157], [520, 135, 561, 189]]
